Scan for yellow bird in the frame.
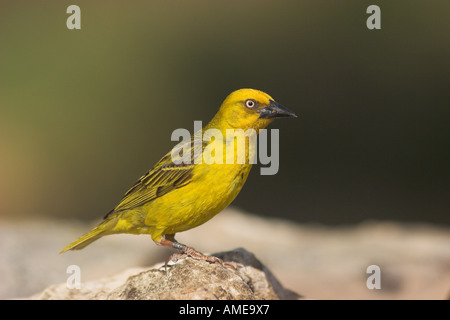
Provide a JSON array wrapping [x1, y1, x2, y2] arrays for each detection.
[[60, 89, 296, 264]]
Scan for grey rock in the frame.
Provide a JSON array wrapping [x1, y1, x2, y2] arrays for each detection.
[[29, 248, 300, 300]]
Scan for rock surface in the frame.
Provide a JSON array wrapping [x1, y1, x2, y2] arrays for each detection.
[[29, 248, 300, 300], [2, 208, 449, 299]]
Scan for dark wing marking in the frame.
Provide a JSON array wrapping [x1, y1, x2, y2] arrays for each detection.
[[104, 136, 207, 219]]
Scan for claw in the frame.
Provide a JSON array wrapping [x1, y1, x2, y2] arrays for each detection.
[[156, 236, 243, 271], [164, 246, 243, 270], [223, 261, 244, 269]]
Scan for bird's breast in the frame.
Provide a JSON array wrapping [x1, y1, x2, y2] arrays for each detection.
[[144, 134, 254, 232]]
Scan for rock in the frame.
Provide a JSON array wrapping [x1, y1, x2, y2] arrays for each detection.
[[29, 248, 301, 300], [3, 209, 449, 299], [213, 249, 300, 300]]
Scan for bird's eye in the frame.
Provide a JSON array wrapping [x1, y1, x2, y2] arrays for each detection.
[[245, 99, 256, 109]]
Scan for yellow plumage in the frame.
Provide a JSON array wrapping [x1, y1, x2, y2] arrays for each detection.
[[60, 89, 296, 259]]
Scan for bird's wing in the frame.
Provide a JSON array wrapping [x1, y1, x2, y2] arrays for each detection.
[[104, 137, 206, 219]]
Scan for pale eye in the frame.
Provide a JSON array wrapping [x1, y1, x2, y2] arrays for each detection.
[[245, 99, 255, 108]]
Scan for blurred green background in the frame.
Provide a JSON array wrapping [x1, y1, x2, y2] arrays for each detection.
[[1, 1, 449, 225]]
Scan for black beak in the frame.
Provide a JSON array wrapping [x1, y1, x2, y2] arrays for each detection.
[[258, 99, 297, 119]]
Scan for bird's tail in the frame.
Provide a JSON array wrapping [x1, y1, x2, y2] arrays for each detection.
[[59, 217, 117, 254]]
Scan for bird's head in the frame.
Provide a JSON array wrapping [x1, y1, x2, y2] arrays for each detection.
[[211, 88, 297, 131]]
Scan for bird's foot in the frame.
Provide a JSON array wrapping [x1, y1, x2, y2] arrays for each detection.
[[182, 246, 224, 264], [165, 246, 243, 270], [156, 236, 243, 270]]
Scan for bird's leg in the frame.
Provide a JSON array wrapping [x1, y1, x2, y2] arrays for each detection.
[[155, 235, 223, 265], [155, 235, 240, 269]]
